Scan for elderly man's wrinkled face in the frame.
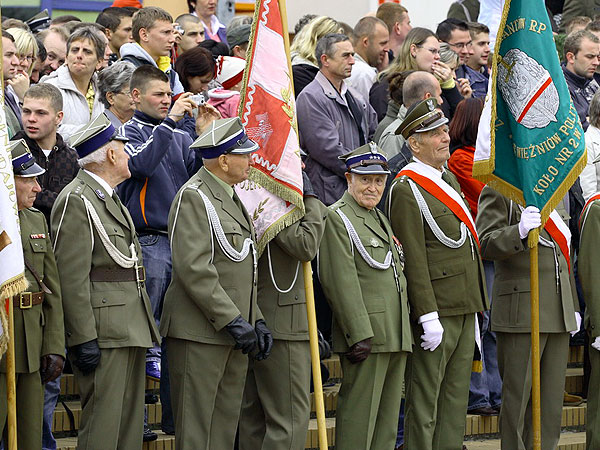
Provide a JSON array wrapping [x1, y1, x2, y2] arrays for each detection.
[[15, 176, 41, 210], [345, 172, 387, 210], [408, 124, 451, 171]]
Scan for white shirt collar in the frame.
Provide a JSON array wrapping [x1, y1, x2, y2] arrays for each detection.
[[84, 169, 114, 197], [412, 157, 445, 179]]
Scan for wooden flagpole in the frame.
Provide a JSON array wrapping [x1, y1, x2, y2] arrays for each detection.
[[529, 236, 541, 450], [0, 15, 18, 450], [276, 0, 327, 446], [302, 262, 328, 450]]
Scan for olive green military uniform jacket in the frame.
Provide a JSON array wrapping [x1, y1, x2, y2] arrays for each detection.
[[50, 170, 159, 348], [319, 192, 412, 354], [258, 196, 328, 341], [388, 171, 488, 321], [160, 167, 262, 344], [1, 208, 65, 373], [476, 186, 577, 333], [580, 199, 600, 337]]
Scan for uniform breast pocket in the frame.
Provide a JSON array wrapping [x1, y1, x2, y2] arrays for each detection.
[[90, 290, 128, 341], [221, 221, 244, 248], [429, 208, 462, 241], [275, 291, 308, 334], [493, 280, 531, 327], [106, 227, 125, 248], [429, 262, 466, 310], [359, 235, 388, 262], [29, 239, 47, 267]]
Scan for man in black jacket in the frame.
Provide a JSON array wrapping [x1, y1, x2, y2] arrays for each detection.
[[12, 83, 78, 223], [562, 29, 600, 131]]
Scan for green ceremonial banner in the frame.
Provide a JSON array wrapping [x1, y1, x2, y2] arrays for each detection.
[[473, 0, 587, 230]]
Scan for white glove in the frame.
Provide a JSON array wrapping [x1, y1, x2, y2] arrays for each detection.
[[592, 336, 600, 351], [518, 206, 542, 239], [570, 312, 582, 337], [421, 318, 444, 351]]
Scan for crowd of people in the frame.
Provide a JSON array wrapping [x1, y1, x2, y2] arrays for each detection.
[[3, 0, 600, 449]]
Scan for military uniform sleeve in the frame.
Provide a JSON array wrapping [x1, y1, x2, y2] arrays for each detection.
[[476, 185, 526, 261], [169, 187, 242, 331], [388, 180, 438, 319], [40, 219, 65, 357], [318, 208, 374, 347], [579, 205, 600, 335], [273, 197, 328, 262], [50, 193, 97, 347]]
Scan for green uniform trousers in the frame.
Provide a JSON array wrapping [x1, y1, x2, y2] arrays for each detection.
[[0, 371, 43, 449], [336, 351, 407, 450], [587, 337, 600, 450], [167, 337, 248, 450], [74, 346, 146, 450], [404, 314, 475, 450], [239, 340, 311, 450], [497, 332, 568, 450]]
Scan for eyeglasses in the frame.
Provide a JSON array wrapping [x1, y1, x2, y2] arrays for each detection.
[[448, 41, 473, 50], [116, 91, 132, 97], [417, 46, 440, 56], [18, 55, 34, 63]]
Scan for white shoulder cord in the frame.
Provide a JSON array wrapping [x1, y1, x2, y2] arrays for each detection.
[[81, 195, 138, 269], [267, 242, 300, 293], [197, 188, 255, 264], [52, 194, 72, 252], [408, 179, 468, 249], [335, 208, 392, 270]]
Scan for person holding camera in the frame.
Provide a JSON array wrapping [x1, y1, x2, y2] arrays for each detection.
[[117, 64, 220, 436]]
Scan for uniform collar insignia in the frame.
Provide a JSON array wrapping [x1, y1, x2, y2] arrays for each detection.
[[95, 189, 105, 200]]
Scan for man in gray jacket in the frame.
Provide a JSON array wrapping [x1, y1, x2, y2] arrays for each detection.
[[297, 33, 377, 206]]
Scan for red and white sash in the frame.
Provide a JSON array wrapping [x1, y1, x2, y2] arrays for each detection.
[[579, 193, 600, 229], [397, 162, 480, 247], [544, 209, 571, 273]]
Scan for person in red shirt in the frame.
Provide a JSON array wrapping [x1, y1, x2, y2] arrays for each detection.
[[447, 97, 485, 218]]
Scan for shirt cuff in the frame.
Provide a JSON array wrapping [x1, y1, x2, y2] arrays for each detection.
[[418, 311, 439, 324]]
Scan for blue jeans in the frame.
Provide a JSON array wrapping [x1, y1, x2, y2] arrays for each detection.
[[42, 376, 61, 450], [138, 233, 174, 432], [468, 261, 502, 410]]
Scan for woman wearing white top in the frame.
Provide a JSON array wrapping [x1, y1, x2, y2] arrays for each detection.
[[581, 91, 600, 200]]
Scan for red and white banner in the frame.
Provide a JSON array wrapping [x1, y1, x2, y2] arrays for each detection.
[[235, 0, 304, 254]]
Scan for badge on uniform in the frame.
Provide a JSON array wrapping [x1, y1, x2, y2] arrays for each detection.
[[392, 236, 405, 269], [95, 189, 105, 200], [30, 234, 46, 239], [370, 238, 379, 247]]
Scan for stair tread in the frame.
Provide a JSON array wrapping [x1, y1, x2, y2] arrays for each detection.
[[464, 431, 585, 449]]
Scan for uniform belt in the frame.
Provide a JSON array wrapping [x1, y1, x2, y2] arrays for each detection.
[[13, 292, 44, 309], [89, 267, 146, 283]]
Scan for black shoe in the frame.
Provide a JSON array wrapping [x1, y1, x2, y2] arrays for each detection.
[[145, 393, 158, 404], [468, 406, 499, 416], [162, 428, 175, 435], [143, 425, 158, 442]]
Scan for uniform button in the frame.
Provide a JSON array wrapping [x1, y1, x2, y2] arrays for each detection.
[[560, 269, 563, 273], [102, 299, 107, 303], [514, 246, 520, 250], [345, 333, 350, 338], [442, 271, 447, 276], [295, 295, 298, 300], [66, 331, 72, 337], [514, 287, 518, 291], [210, 318, 215, 323], [592, 325, 596, 329]]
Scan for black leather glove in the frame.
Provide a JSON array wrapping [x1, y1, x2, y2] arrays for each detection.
[[302, 171, 316, 198], [345, 338, 372, 364], [317, 330, 332, 360], [225, 315, 258, 354], [41, 354, 65, 383], [71, 339, 101, 375], [254, 319, 273, 361]]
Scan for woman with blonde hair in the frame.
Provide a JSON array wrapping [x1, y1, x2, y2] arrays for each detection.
[[5, 27, 38, 121], [290, 15, 343, 96], [370, 27, 464, 121]]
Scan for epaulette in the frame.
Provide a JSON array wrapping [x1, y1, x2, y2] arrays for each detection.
[[328, 200, 345, 212]]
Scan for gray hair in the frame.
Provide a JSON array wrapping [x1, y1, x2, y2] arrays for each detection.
[[78, 143, 109, 168], [98, 61, 136, 108], [590, 90, 600, 128], [67, 26, 106, 62], [402, 71, 439, 108], [439, 42, 459, 69], [315, 33, 350, 68]]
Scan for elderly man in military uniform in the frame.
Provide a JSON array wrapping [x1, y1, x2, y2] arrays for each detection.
[[477, 188, 578, 450], [238, 172, 328, 450], [579, 193, 600, 449], [160, 117, 273, 450], [387, 99, 488, 450], [50, 114, 160, 450], [0, 140, 64, 449], [318, 142, 412, 450]]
